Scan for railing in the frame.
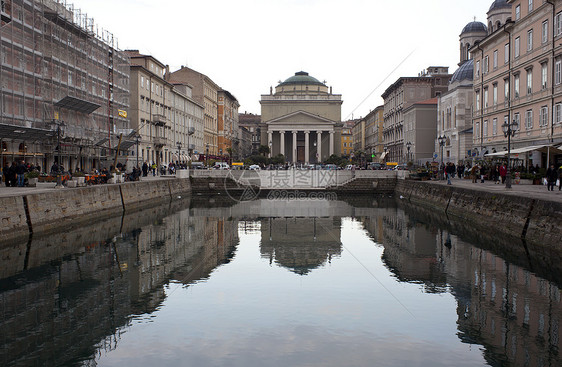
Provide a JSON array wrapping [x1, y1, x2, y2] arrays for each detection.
[[190, 169, 397, 189]]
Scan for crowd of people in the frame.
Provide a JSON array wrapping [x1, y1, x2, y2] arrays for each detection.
[[438, 161, 562, 191], [2, 161, 40, 187]]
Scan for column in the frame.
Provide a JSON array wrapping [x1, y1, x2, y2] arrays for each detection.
[[317, 131, 322, 162], [268, 131, 273, 158], [329, 131, 334, 156], [304, 131, 310, 164], [280, 131, 285, 157], [292, 131, 298, 163]]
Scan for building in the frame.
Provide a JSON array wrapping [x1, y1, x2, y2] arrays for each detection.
[[260, 71, 343, 164], [436, 20, 487, 165], [238, 112, 261, 155], [340, 120, 355, 157], [352, 118, 364, 153], [237, 126, 252, 160], [364, 106, 384, 162], [1, 0, 130, 172], [471, 0, 562, 167], [217, 89, 239, 159], [404, 98, 438, 163], [382, 67, 452, 163], [169, 83, 204, 162], [168, 66, 220, 156]]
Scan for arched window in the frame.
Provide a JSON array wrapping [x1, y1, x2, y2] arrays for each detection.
[[488, 22, 493, 33], [18, 143, 26, 153], [1, 142, 7, 152], [496, 21, 501, 30], [466, 43, 471, 60]]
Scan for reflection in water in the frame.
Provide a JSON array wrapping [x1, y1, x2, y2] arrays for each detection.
[[0, 197, 560, 366]]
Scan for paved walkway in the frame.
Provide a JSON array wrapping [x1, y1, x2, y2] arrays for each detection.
[[428, 177, 562, 203]]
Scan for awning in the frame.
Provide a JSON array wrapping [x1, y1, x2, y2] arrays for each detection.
[[485, 144, 562, 157], [54, 96, 101, 114], [0, 123, 55, 141]]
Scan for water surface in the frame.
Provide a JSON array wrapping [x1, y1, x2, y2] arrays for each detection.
[[0, 197, 560, 367]]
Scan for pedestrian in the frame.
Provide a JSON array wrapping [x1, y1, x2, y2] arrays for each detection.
[[499, 163, 507, 184], [142, 161, 148, 177], [558, 165, 562, 191], [479, 164, 487, 183], [446, 163, 454, 185], [457, 163, 464, 180], [470, 165, 479, 183], [491, 165, 499, 184], [16, 160, 26, 187], [2, 163, 9, 187], [151, 162, 156, 176], [546, 164, 558, 191]]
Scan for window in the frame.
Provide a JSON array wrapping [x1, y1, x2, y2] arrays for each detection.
[[475, 91, 480, 111], [543, 21, 548, 44], [483, 120, 488, 137], [555, 103, 562, 124], [504, 116, 509, 134], [515, 37, 520, 57], [540, 106, 548, 126], [514, 113, 521, 131], [484, 87, 489, 108], [504, 44, 509, 64], [475, 122, 480, 138], [493, 118, 498, 136], [476, 60, 480, 76], [541, 63, 548, 89], [529, 0, 533, 12], [525, 109, 533, 129], [516, 5, 521, 20], [493, 83, 498, 105], [504, 78, 510, 99], [493, 50, 498, 69], [484, 55, 489, 74], [527, 69, 533, 94], [515, 74, 520, 97], [68, 71, 73, 86], [527, 29, 533, 51], [554, 59, 562, 86], [556, 12, 562, 36]]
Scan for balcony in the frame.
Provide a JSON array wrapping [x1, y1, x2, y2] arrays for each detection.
[[152, 136, 167, 147], [153, 114, 167, 126]]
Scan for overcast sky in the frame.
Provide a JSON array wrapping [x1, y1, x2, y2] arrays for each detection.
[[69, 0, 497, 120]]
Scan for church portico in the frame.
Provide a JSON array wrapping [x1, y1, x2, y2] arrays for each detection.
[[260, 72, 343, 164]]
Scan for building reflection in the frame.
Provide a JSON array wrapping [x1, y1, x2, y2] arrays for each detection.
[[360, 206, 561, 367], [260, 217, 342, 275], [0, 202, 239, 366]]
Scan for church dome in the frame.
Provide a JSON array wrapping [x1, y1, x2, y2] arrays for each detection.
[[489, 0, 511, 12], [278, 71, 325, 87], [450, 59, 474, 84], [461, 21, 487, 35]]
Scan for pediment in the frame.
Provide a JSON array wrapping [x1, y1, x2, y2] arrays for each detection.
[[266, 110, 335, 125]]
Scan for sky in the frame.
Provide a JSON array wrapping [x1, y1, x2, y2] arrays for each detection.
[[69, 0, 497, 120]]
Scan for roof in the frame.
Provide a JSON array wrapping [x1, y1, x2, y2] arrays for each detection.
[[489, 0, 511, 12], [415, 97, 439, 105], [450, 59, 474, 84], [278, 71, 325, 87], [461, 21, 487, 35]]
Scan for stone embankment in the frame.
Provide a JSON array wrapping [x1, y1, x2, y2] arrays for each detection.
[[395, 180, 562, 249], [0, 178, 191, 242]]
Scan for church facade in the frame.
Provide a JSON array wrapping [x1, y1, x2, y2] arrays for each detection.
[[259, 72, 343, 163]]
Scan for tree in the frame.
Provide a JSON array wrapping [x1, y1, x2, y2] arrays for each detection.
[[258, 145, 270, 156]]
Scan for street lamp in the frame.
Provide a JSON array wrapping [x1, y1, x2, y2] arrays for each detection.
[[135, 134, 141, 169], [206, 143, 209, 168], [51, 119, 66, 188], [502, 117, 518, 189], [176, 141, 182, 165], [406, 141, 412, 163], [438, 135, 446, 180]]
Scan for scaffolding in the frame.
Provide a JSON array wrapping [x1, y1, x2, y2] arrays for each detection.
[[0, 0, 130, 172]]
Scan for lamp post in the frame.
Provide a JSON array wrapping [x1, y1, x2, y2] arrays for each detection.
[[51, 119, 66, 188], [205, 143, 209, 168], [502, 118, 518, 189], [176, 141, 182, 165], [406, 141, 412, 163], [135, 134, 140, 169], [438, 135, 446, 180]]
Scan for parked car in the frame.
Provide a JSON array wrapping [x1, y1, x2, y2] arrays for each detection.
[[213, 162, 230, 170], [368, 162, 385, 170], [393, 164, 407, 170], [324, 164, 338, 170], [191, 162, 205, 169], [345, 164, 356, 170], [249, 164, 261, 170]]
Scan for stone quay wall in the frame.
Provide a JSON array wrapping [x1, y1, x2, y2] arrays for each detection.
[[0, 178, 192, 240], [395, 180, 562, 249]]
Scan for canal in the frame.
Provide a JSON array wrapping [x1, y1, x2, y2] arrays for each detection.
[[0, 196, 560, 367]]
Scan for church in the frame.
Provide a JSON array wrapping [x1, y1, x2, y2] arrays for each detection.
[[259, 72, 343, 163]]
